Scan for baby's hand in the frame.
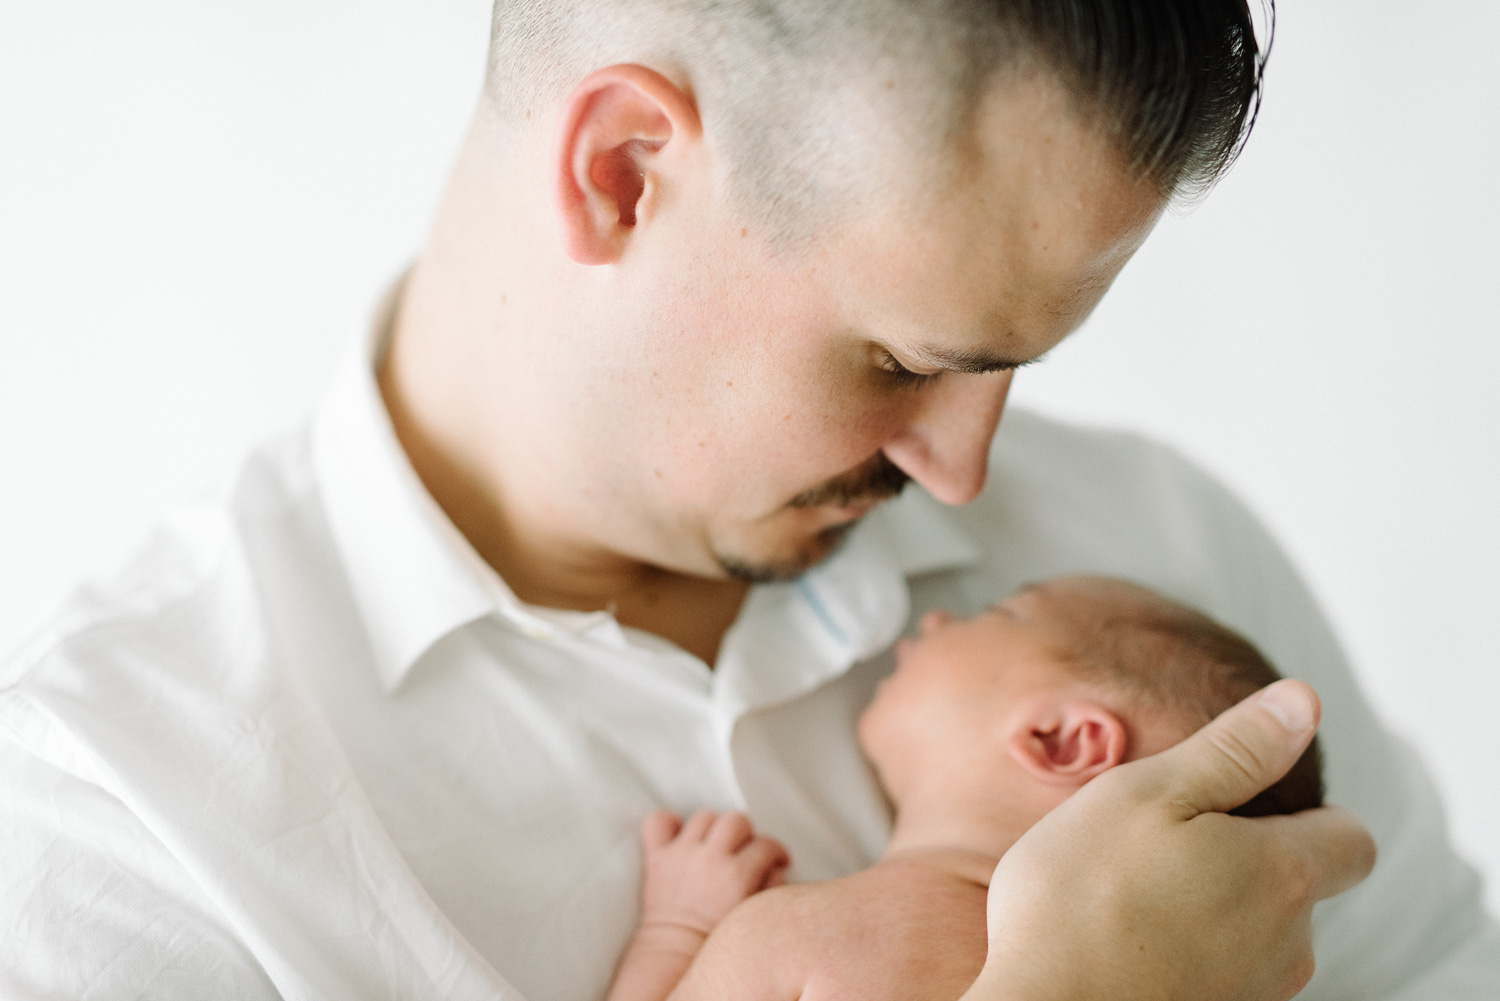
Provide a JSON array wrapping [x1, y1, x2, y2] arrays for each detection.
[[638, 809, 790, 940]]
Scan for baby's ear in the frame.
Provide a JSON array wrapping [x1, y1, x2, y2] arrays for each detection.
[[1006, 701, 1127, 786]]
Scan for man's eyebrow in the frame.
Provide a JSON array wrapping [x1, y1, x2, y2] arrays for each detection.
[[907, 343, 1040, 374]]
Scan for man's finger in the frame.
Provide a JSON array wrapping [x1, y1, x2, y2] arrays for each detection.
[[1256, 806, 1379, 901], [1150, 679, 1321, 817]]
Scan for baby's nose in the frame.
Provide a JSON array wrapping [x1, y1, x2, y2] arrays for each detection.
[[918, 609, 954, 635]]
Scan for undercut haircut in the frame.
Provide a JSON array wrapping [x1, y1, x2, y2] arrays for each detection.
[[1030, 576, 1323, 818], [485, 0, 1271, 236]]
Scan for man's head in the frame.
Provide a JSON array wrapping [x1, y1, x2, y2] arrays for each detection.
[[858, 575, 1323, 821], [485, 0, 1269, 241], [386, 3, 1269, 595]]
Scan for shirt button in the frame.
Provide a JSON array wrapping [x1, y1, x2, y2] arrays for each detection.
[[517, 620, 555, 641]]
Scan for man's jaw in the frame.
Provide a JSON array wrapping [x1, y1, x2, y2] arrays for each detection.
[[717, 465, 912, 582], [712, 454, 912, 584], [716, 520, 859, 584]]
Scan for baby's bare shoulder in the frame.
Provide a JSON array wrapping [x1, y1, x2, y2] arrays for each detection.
[[802, 862, 989, 1001], [662, 881, 818, 1000], [668, 862, 987, 1001]]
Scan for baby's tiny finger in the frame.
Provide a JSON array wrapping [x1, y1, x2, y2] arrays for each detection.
[[738, 835, 791, 885], [682, 809, 718, 842], [641, 809, 682, 848], [708, 811, 754, 852]]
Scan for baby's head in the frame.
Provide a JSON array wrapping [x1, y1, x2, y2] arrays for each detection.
[[859, 575, 1323, 830]]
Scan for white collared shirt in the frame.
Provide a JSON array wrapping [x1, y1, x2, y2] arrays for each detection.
[[2, 319, 1497, 1000]]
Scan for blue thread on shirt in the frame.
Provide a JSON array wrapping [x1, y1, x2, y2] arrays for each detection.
[[797, 577, 849, 646]]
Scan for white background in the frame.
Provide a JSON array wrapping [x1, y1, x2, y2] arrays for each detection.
[[2, 2, 1495, 911]]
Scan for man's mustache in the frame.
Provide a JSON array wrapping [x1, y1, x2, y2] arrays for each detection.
[[788, 453, 911, 508]]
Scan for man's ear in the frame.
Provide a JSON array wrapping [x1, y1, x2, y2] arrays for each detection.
[[553, 64, 702, 265], [1006, 701, 1127, 787]]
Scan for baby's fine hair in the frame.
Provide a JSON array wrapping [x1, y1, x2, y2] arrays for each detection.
[[1027, 575, 1324, 818]]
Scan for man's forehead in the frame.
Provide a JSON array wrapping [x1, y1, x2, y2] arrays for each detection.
[[809, 107, 1162, 366]]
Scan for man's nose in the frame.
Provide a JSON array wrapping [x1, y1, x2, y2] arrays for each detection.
[[881, 370, 1012, 505]]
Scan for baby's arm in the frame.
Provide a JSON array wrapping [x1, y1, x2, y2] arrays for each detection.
[[606, 809, 790, 1001]]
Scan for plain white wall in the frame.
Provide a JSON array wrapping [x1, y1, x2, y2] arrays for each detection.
[[1, 0, 1495, 913]]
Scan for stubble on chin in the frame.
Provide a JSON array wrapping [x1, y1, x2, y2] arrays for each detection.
[[715, 452, 911, 583], [715, 518, 860, 584]]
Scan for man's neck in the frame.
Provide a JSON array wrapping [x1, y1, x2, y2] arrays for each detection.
[[377, 349, 749, 665], [605, 573, 751, 666]]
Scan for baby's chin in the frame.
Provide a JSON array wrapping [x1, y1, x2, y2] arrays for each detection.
[[855, 686, 911, 789]]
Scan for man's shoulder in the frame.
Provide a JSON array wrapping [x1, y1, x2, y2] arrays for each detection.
[[0, 431, 318, 741], [2, 507, 243, 685], [0, 426, 361, 862]]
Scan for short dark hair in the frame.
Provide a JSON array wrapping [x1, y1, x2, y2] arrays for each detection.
[[487, 0, 1273, 234], [1030, 575, 1323, 818], [963, 0, 1273, 197]]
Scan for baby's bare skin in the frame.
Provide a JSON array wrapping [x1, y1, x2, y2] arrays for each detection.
[[607, 578, 1330, 1001], [607, 583, 1142, 1001], [606, 812, 988, 1001], [607, 808, 789, 1001], [666, 853, 988, 1001]]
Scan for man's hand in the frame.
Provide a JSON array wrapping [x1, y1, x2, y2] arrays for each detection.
[[962, 680, 1376, 1001]]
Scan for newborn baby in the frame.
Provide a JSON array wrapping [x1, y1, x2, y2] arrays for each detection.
[[605, 575, 1325, 1001]]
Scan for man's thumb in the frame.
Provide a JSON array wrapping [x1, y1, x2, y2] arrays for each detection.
[[1156, 679, 1322, 817]]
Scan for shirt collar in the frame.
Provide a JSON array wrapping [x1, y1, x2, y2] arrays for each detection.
[[310, 282, 982, 695], [310, 285, 492, 691], [311, 282, 620, 692], [795, 486, 984, 664], [709, 487, 981, 718]]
